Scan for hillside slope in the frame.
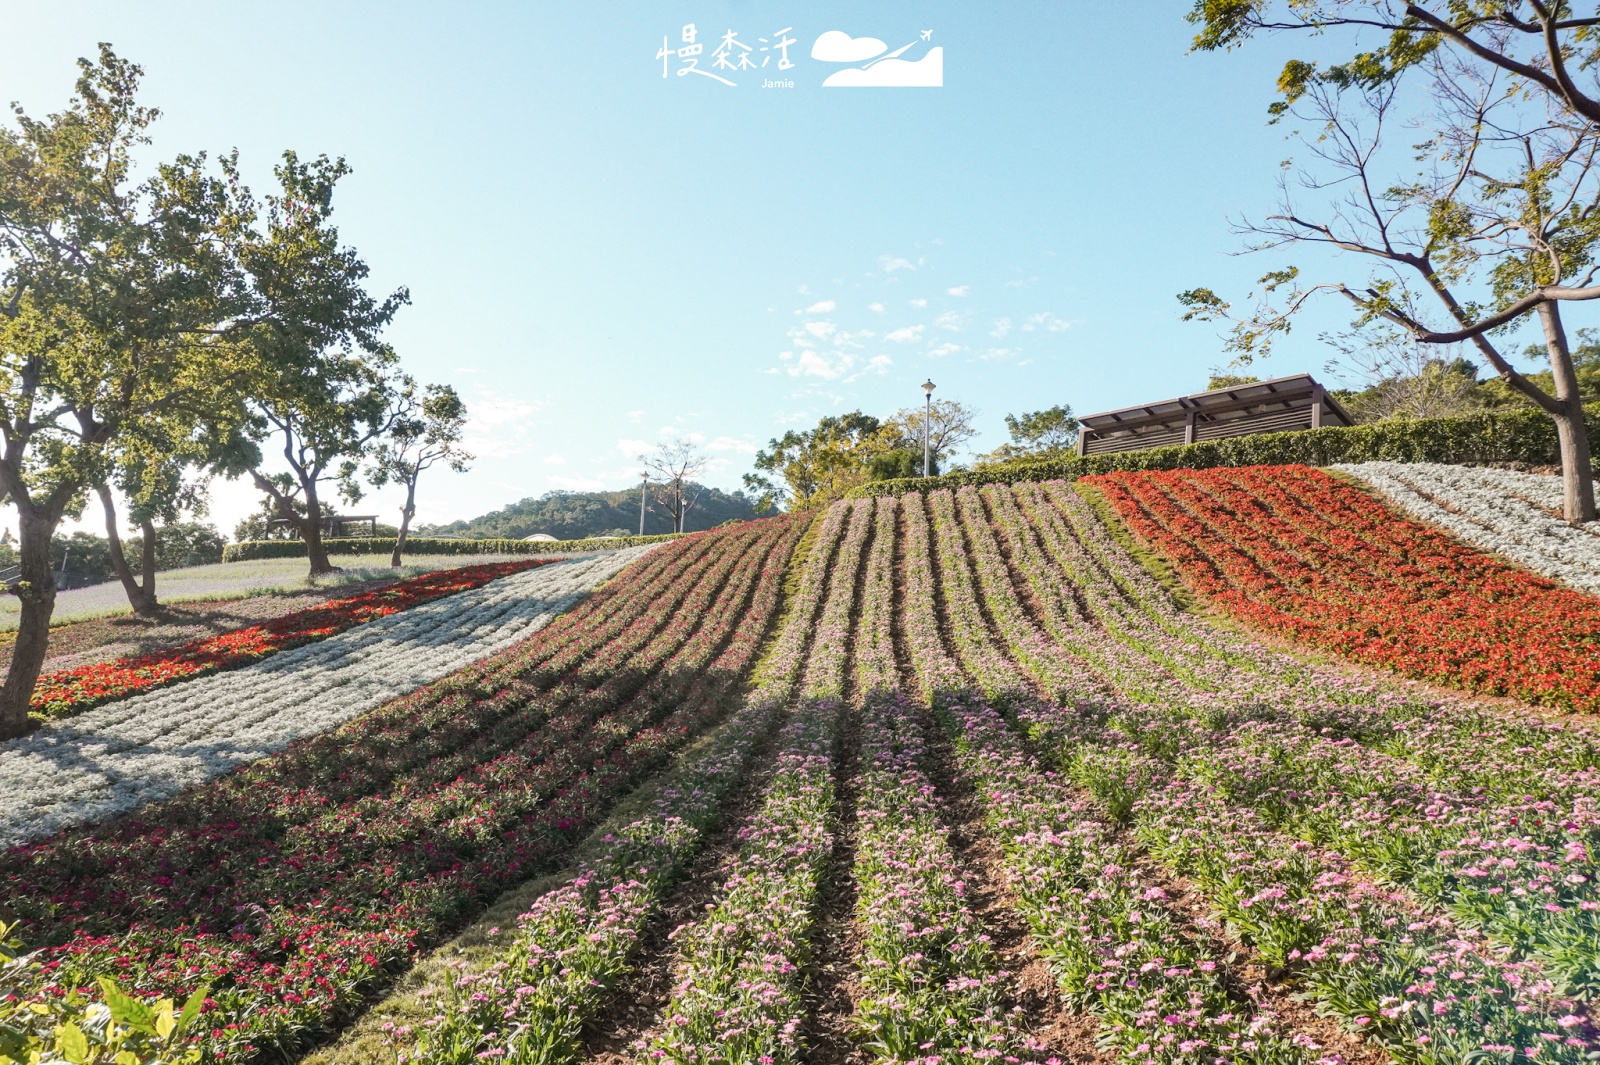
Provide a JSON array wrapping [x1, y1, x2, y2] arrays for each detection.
[[419, 484, 758, 540]]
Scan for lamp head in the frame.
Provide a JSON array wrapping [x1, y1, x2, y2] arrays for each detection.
[[921, 379, 936, 396]]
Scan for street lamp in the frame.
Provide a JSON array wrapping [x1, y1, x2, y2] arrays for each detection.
[[921, 379, 936, 477], [638, 471, 649, 536]]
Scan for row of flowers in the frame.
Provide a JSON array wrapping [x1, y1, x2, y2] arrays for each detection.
[[28, 560, 554, 721], [916, 482, 1600, 1061], [848, 498, 1049, 1064], [894, 490, 1310, 1064], [1086, 465, 1600, 711], [1337, 462, 1600, 595], [382, 499, 858, 1065], [0, 518, 804, 1063], [0, 549, 652, 849], [642, 499, 882, 1065]]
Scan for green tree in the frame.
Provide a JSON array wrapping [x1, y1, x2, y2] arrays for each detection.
[[126, 521, 225, 571], [873, 399, 979, 475], [978, 404, 1078, 465], [745, 411, 882, 511], [1181, 2, 1600, 522], [366, 380, 471, 566], [233, 153, 409, 577], [0, 47, 251, 737], [1205, 374, 1259, 390]]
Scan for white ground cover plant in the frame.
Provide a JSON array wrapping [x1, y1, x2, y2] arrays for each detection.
[[0, 552, 599, 629], [0, 547, 652, 848], [1336, 462, 1600, 593]]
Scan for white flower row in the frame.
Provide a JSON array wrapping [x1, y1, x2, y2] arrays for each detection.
[[0, 547, 654, 849], [1336, 462, 1600, 593]]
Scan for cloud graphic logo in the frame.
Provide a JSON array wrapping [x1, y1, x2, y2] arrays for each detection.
[[810, 30, 888, 63], [823, 47, 943, 87]]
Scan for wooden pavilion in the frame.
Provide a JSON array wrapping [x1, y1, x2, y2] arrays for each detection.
[[1075, 373, 1353, 457]]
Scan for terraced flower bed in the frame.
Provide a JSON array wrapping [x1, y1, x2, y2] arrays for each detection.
[[1087, 463, 1600, 710], [29, 560, 549, 720], [0, 519, 802, 1062], [14, 470, 1600, 1065]]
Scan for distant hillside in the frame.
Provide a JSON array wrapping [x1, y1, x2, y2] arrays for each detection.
[[418, 484, 758, 540]]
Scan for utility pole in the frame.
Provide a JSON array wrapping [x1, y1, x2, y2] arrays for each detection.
[[921, 379, 936, 477]]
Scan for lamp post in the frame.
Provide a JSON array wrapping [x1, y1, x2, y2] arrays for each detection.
[[638, 472, 649, 536], [921, 379, 936, 477]]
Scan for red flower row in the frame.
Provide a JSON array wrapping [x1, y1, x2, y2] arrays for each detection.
[[1087, 465, 1600, 711], [0, 516, 804, 1061], [30, 561, 550, 719]]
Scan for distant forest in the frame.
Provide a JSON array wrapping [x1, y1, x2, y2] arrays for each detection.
[[418, 484, 758, 540]]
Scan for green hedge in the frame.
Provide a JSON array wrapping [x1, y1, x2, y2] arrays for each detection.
[[849, 403, 1600, 498], [221, 532, 681, 564]]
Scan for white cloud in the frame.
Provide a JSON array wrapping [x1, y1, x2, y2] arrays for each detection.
[[776, 409, 811, 425], [934, 310, 963, 332], [790, 350, 852, 380], [544, 454, 566, 466], [980, 347, 1018, 361], [804, 299, 836, 313], [885, 324, 925, 343], [865, 354, 893, 373], [616, 437, 655, 460], [990, 317, 1012, 338], [880, 255, 917, 273], [908, 298, 927, 308], [462, 391, 545, 458], [626, 409, 644, 423], [707, 435, 758, 454], [811, 30, 888, 62], [803, 320, 837, 339], [1023, 312, 1076, 333], [868, 302, 886, 313], [946, 285, 970, 297], [926, 341, 960, 359], [1006, 278, 1031, 288]]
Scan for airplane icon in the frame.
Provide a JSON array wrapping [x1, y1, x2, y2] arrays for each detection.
[[920, 30, 932, 41]]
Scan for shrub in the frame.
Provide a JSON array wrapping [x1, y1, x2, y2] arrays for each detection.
[[849, 402, 1596, 497]]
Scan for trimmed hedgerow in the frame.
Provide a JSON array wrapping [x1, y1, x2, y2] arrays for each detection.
[[849, 402, 1600, 497], [220, 532, 682, 563]]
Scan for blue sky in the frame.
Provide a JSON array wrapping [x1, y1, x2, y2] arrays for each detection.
[[1, 2, 1425, 534]]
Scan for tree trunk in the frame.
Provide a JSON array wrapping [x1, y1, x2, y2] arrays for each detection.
[[0, 508, 60, 738], [391, 480, 416, 569], [1540, 302, 1598, 523], [301, 481, 338, 577], [97, 484, 159, 616], [138, 518, 158, 605]]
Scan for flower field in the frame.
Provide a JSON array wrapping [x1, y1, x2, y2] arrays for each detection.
[[1335, 462, 1600, 594], [0, 519, 802, 1062], [1087, 463, 1600, 711], [29, 560, 550, 720], [0, 550, 647, 848], [9, 473, 1600, 1065]]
